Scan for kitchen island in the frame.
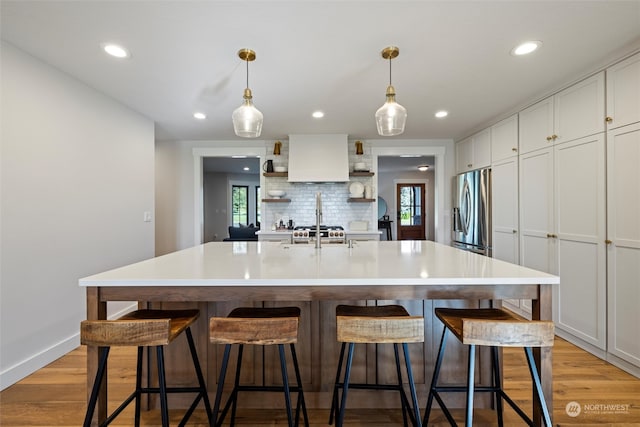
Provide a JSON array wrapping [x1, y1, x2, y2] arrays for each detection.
[[80, 240, 558, 425]]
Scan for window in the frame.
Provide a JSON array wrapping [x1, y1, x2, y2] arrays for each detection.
[[232, 185, 249, 226], [400, 185, 423, 226]]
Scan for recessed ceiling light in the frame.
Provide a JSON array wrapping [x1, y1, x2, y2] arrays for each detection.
[[193, 112, 206, 120], [418, 165, 429, 171], [312, 111, 325, 118], [435, 110, 448, 118], [511, 41, 542, 56], [243, 167, 250, 171], [102, 43, 130, 59]]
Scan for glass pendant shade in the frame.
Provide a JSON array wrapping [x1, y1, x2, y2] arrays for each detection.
[[375, 85, 407, 136], [232, 88, 263, 138]]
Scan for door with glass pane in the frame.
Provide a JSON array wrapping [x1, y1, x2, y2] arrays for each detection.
[[396, 183, 426, 240]]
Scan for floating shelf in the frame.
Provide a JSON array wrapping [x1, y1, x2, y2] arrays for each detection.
[[348, 198, 376, 203], [263, 172, 288, 177], [349, 172, 374, 177], [262, 198, 291, 203]]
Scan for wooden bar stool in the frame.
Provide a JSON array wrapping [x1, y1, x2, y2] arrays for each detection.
[[330, 304, 424, 427], [209, 306, 309, 427], [81, 309, 213, 427], [423, 308, 554, 427]]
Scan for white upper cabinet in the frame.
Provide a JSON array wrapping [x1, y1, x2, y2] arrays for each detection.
[[519, 96, 554, 155], [456, 128, 491, 173], [554, 72, 605, 144], [490, 114, 518, 163], [519, 72, 605, 155], [606, 52, 640, 130]]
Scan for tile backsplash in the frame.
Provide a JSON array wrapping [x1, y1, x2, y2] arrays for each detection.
[[263, 139, 375, 229]]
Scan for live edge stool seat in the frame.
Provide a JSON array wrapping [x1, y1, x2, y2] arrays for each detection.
[[330, 304, 424, 427], [423, 308, 554, 427], [209, 306, 309, 427], [81, 309, 213, 427]]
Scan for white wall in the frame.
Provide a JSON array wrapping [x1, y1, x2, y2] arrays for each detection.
[[0, 42, 155, 389]]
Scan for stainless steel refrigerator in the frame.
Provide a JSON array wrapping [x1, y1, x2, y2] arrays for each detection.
[[452, 168, 492, 256]]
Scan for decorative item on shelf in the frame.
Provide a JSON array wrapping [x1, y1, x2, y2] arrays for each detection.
[[375, 46, 407, 136], [349, 181, 364, 198], [267, 190, 285, 199], [273, 140, 282, 155], [355, 140, 364, 155], [232, 48, 263, 138], [263, 159, 274, 172], [274, 165, 287, 173], [354, 162, 367, 172], [364, 184, 373, 199]]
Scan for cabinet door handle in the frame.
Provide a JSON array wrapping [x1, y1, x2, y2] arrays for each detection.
[[467, 163, 473, 168], [546, 136, 553, 142], [546, 233, 557, 238], [605, 239, 613, 245], [513, 229, 517, 234], [605, 116, 613, 123], [512, 147, 518, 152], [552, 134, 558, 140]]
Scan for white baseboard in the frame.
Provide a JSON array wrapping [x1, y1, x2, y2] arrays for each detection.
[[0, 333, 79, 391], [0, 302, 137, 391]]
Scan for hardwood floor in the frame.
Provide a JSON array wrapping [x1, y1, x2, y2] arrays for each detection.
[[1, 336, 639, 426]]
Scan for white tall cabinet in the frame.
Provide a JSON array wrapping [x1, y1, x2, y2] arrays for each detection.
[[605, 52, 640, 372], [606, 123, 640, 369], [490, 115, 523, 313], [554, 135, 607, 350]]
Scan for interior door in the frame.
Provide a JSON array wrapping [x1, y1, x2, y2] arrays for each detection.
[[396, 183, 426, 240]]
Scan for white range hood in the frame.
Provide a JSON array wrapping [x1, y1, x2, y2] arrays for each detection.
[[287, 134, 349, 183]]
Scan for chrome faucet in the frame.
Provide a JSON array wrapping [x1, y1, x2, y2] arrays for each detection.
[[315, 192, 322, 249]]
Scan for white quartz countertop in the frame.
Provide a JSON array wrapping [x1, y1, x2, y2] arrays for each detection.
[[79, 241, 559, 287]]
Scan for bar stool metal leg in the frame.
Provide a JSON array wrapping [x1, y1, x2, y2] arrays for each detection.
[[336, 343, 355, 427], [83, 347, 110, 427], [278, 344, 295, 427], [491, 346, 505, 427], [402, 343, 422, 427], [156, 346, 170, 427], [328, 343, 347, 425], [212, 344, 231, 427], [465, 344, 476, 426], [134, 347, 143, 427], [524, 347, 553, 427], [393, 344, 409, 427], [289, 343, 309, 427]]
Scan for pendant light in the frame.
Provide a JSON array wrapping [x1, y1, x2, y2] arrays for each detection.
[[375, 46, 407, 136], [232, 49, 263, 138]]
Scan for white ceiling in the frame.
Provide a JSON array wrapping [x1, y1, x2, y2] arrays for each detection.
[[2, 1, 640, 143]]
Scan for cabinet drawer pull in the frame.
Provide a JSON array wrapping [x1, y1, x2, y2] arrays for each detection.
[[467, 163, 473, 168], [546, 233, 557, 238], [546, 136, 553, 142], [513, 229, 517, 234], [605, 239, 613, 245], [551, 134, 558, 140], [605, 116, 613, 123], [512, 147, 518, 152]]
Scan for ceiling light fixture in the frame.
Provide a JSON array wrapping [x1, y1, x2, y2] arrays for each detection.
[[232, 49, 263, 138], [418, 165, 429, 171], [312, 111, 325, 118], [435, 110, 448, 118], [511, 41, 542, 56], [102, 43, 130, 59], [375, 46, 407, 136], [193, 112, 206, 120]]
